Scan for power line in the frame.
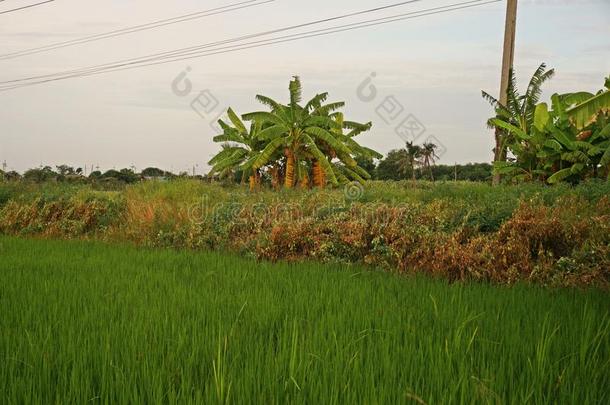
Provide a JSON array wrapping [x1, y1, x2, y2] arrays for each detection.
[[78, 0, 498, 77], [0, 0, 499, 90], [1, 0, 430, 68], [0, 0, 424, 62], [0, 0, 500, 91], [0, 0, 54, 15], [0, 0, 431, 85], [0, 0, 275, 60]]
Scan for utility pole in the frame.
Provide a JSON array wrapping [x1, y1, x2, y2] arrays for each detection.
[[493, 0, 518, 186]]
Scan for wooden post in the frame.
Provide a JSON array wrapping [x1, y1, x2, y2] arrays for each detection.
[[493, 0, 518, 186]]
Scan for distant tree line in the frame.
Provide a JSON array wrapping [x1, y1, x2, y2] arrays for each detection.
[[0, 165, 191, 185], [363, 142, 492, 182], [373, 151, 492, 181], [1, 158, 493, 185]]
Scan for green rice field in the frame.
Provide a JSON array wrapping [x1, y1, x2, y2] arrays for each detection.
[[1, 236, 608, 404]]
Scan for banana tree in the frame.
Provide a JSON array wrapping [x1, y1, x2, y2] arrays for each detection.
[[591, 112, 610, 179], [312, 111, 380, 186], [242, 76, 358, 188], [565, 76, 610, 130], [541, 93, 610, 183], [306, 96, 347, 187], [208, 107, 267, 190], [483, 63, 555, 171], [209, 76, 381, 190], [490, 91, 610, 184]]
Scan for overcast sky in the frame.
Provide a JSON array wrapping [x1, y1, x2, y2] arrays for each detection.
[[1, 0, 609, 174]]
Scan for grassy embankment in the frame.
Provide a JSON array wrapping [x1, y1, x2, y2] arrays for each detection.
[[1, 179, 609, 286]]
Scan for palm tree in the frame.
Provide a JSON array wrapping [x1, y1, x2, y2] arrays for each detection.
[[405, 141, 422, 181], [394, 149, 411, 179], [420, 142, 439, 181], [242, 76, 357, 188], [395, 142, 422, 181]]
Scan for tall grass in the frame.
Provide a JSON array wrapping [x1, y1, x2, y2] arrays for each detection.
[[1, 237, 608, 403]]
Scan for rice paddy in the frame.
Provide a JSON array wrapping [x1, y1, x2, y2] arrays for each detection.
[[1, 236, 608, 404]]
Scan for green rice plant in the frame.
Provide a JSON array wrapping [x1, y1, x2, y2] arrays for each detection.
[[0, 237, 608, 403], [212, 335, 232, 405]]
